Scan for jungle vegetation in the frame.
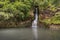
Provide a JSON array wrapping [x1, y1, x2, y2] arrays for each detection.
[[0, 0, 60, 27]]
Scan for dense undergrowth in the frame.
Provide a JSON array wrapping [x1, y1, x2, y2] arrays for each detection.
[[0, 0, 60, 27], [0, 0, 34, 21], [40, 12, 60, 24]]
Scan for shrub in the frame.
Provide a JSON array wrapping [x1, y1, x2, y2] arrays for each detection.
[[0, 12, 13, 20], [41, 12, 60, 24]]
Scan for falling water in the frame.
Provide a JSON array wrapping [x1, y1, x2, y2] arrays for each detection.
[[32, 8, 38, 40]]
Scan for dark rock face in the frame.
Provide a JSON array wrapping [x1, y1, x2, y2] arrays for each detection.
[[33, 6, 39, 20]]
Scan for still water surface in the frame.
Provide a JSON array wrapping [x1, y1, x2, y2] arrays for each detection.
[[0, 28, 60, 40]]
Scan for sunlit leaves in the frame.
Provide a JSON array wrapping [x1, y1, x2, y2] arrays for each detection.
[[0, 12, 13, 20], [0, 0, 60, 21], [41, 12, 60, 24]]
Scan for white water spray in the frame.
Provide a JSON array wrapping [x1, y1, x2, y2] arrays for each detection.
[[32, 8, 38, 40]]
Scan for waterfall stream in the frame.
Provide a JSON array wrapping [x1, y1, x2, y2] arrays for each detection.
[[32, 8, 38, 40]]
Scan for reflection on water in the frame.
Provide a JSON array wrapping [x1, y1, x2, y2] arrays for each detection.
[[0, 28, 60, 40]]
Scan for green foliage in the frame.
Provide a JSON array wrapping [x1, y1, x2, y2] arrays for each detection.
[[0, 2, 5, 8], [3, 3, 16, 13], [51, 12, 60, 24], [0, 0, 60, 22], [0, 12, 13, 20], [33, 0, 60, 11], [41, 12, 60, 24], [14, 2, 30, 12], [0, 0, 32, 21]]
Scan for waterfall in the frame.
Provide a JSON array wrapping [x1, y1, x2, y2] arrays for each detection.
[[32, 8, 38, 40]]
